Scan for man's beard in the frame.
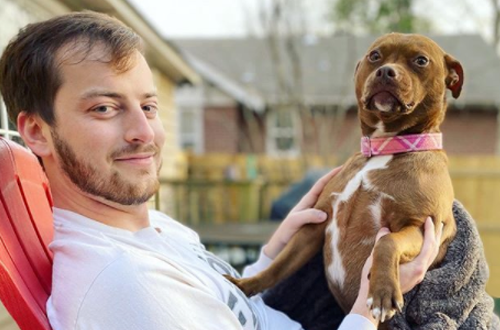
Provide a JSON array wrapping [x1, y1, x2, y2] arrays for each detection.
[[51, 130, 161, 205]]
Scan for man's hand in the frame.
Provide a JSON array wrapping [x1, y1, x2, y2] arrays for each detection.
[[399, 217, 443, 293], [263, 166, 342, 259], [264, 167, 341, 259], [351, 217, 443, 326]]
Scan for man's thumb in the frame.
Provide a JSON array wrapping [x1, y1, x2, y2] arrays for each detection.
[[298, 209, 328, 223]]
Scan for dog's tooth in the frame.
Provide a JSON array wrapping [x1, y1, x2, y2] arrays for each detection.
[[372, 308, 381, 319], [387, 309, 396, 319], [366, 297, 373, 308], [397, 302, 404, 313]]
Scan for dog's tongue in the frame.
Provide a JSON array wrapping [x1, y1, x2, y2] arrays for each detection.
[[372, 92, 397, 112]]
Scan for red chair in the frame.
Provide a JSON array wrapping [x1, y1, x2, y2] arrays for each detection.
[[0, 137, 53, 330]]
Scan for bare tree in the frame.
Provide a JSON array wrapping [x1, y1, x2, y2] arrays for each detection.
[[491, 0, 500, 51], [329, 0, 431, 34], [235, 0, 363, 170], [257, 0, 310, 155]]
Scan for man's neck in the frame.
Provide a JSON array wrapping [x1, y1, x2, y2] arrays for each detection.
[[50, 175, 151, 232]]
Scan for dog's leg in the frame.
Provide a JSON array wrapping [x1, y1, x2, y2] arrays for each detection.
[[367, 225, 424, 323], [225, 221, 327, 296]]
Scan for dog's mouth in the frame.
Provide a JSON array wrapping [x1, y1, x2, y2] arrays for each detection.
[[365, 90, 415, 114]]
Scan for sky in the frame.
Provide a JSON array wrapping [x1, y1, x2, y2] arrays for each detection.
[[128, 0, 494, 42]]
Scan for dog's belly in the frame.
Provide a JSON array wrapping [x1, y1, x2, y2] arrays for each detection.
[[324, 155, 394, 310]]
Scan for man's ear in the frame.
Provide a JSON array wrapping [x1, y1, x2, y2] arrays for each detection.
[[444, 54, 464, 99], [17, 112, 52, 157]]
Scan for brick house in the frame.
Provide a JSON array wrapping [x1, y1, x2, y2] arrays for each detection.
[[174, 35, 500, 156]]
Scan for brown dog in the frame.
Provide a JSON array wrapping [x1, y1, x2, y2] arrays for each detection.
[[225, 33, 464, 326]]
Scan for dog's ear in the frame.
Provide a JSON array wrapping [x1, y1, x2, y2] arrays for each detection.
[[353, 60, 361, 81], [444, 54, 464, 99]]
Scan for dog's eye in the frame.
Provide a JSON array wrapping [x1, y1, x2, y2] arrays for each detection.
[[368, 51, 382, 62], [414, 56, 429, 67]]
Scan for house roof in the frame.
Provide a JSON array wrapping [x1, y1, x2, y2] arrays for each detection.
[[59, 0, 200, 84], [182, 52, 266, 112], [174, 34, 500, 108]]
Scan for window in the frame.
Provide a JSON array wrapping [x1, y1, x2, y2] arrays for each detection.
[[0, 97, 23, 144], [266, 109, 299, 156], [179, 106, 204, 154]]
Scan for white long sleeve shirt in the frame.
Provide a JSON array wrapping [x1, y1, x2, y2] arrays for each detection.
[[46, 208, 375, 330]]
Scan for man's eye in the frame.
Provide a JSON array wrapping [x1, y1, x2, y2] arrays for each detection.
[[414, 56, 429, 67], [368, 50, 382, 62], [143, 105, 158, 117], [143, 105, 158, 112], [94, 105, 110, 113]]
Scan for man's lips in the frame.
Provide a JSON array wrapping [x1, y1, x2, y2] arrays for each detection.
[[114, 153, 155, 165]]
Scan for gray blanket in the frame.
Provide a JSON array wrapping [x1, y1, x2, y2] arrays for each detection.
[[263, 201, 500, 329]]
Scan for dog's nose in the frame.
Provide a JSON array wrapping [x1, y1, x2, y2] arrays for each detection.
[[376, 66, 397, 80]]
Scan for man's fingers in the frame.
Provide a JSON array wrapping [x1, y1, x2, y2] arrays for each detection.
[[432, 222, 444, 261], [363, 227, 390, 273], [366, 227, 390, 262], [289, 209, 327, 226], [399, 217, 443, 293], [362, 253, 374, 273], [424, 216, 435, 238], [418, 217, 435, 259], [375, 227, 391, 242], [436, 221, 444, 242], [414, 217, 440, 266]]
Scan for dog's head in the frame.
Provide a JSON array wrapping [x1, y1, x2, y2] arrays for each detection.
[[354, 33, 464, 136]]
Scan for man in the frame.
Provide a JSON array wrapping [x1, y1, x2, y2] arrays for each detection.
[[0, 11, 470, 330]]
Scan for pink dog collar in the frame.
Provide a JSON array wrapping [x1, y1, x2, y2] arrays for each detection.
[[361, 133, 443, 157]]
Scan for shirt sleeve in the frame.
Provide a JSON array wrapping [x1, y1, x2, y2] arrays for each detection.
[[241, 245, 274, 278], [74, 253, 243, 330], [337, 314, 377, 330]]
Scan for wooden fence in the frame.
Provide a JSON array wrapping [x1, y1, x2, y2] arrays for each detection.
[[448, 157, 500, 297], [160, 154, 500, 223], [158, 154, 500, 296]]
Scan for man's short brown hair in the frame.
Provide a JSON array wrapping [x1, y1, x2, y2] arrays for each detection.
[[0, 11, 144, 126]]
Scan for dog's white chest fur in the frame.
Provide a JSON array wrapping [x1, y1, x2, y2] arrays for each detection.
[[326, 155, 393, 289]]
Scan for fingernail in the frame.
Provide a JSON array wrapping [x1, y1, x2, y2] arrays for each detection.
[[315, 210, 327, 220], [379, 227, 390, 234], [376, 228, 390, 240]]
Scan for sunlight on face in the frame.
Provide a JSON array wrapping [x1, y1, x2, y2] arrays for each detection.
[[49, 45, 166, 206], [51, 128, 161, 205]]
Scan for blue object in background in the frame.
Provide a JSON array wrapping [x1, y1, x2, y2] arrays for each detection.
[[270, 169, 329, 220]]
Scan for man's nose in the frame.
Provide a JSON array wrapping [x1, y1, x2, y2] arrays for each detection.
[[123, 107, 155, 144]]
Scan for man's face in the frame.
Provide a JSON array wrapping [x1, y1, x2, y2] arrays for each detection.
[[48, 47, 165, 205]]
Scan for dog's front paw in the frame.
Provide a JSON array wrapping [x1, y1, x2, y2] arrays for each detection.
[[367, 278, 403, 323], [223, 274, 262, 297]]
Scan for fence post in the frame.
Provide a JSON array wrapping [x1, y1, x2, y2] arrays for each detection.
[[497, 106, 500, 156], [155, 188, 160, 211]]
